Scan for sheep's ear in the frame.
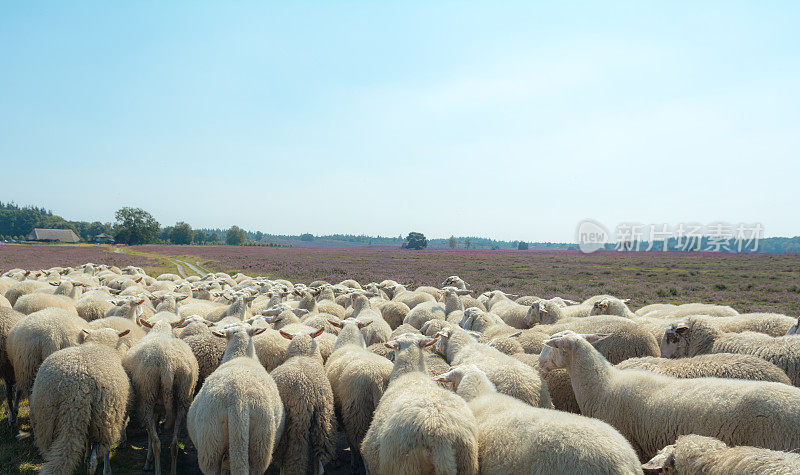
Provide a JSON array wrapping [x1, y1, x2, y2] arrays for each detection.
[[357, 320, 372, 329], [248, 327, 267, 337], [509, 331, 522, 338], [135, 276, 143, 283], [420, 336, 438, 347], [642, 446, 675, 472], [384, 341, 398, 350], [279, 330, 293, 340], [543, 337, 565, 349], [310, 327, 324, 339], [49, 281, 59, 286], [621, 298, 630, 303], [176, 295, 188, 301], [82, 328, 90, 334], [170, 318, 186, 328], [293, 308, 309, 316], [327, 319, 343, 328], [456, 290, 472, 295], [433, 370, 455, 382], [583, 333, 611, 344], [674, 324, 689, 335], [134, 298, 145, 305], [118, 329, 130, 337], [212, 330, 225, 338], [139, 318, 153, 328]]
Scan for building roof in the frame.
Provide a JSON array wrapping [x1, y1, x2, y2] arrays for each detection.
[[95, 233, 113, 239], [27, 228, 81, 243]]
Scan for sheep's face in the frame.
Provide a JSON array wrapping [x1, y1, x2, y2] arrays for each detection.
[[525, 302, 547, 327], [539, 330, 609, 372], [642, 444, 676, 473], [661, 322, 690, 358], [787, 318, 800, 336], [590, 299, 611, 316]]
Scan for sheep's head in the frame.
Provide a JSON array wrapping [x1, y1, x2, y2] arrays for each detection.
[[82, 327, 130, 349], [525, 301, 551, 327], [787, 317, 800, 336], [433, 363, 480, 388], [385, 332, 438, 358], [459, 307, 484, 330], [538, 330, 609, 373], [212, 324, 265, 339], [590, 297, 630, 317], [420, 319, 449, 337], [661, 321, 691, 358], [281, 327, 325, 359], [642, 444, 676, 473]]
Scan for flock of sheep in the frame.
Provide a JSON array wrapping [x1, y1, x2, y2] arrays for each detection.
[[1, 264, 800, 474]]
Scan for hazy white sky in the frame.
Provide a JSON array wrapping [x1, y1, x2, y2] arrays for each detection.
[[1, 1, 798, 241]]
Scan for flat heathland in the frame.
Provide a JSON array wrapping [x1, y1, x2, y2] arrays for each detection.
[[133, 245, 800, 315], [0, 243, 154, 271]]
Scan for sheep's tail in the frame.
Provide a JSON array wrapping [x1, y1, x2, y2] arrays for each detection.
[[160, 369, 176, 429], [430, 442, 458, 475], [311, 405, 336, 465], [228, 404, 250, 475], [39, 413, 88, 475]]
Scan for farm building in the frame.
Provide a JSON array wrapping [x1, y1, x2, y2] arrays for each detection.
[[26, 228, 81, 243], [93, 232, 114, 244]]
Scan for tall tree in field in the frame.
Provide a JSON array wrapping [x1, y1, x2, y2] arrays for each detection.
[[464, 238, 472, 249], [171, 221, 194, 245], [518, 241, 529, 250], [193, 229, 208, 244], [402, 232, 428, 250], [448, 235, 457, 249], [226, 225, 247, 246], [114, 207, 160, 245]]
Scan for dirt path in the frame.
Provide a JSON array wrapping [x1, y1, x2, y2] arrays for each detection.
[[174, 259, 207, 277], [171, 260, 188, 278]]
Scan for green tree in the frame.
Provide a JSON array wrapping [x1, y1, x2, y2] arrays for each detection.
[[448, 235, 457, 249], [226, 225, 247, 246], [170, 221, 194, 245], [193, 229, 208, 244], [402, 232, 428, 250], [300, 233, 314, 242], [464, 238, 472, 249], [114, 207, 160, 245], [518, 241, 529, 250]]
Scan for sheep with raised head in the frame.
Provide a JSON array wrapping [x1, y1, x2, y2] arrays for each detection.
[[435, 364, 642, 474], [187, 325, 285, 475], [361, 332, 479, 475], [538, 330, 800, 460]]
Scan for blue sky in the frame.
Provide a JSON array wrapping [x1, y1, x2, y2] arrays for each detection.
[[1, 1, 798, 241]]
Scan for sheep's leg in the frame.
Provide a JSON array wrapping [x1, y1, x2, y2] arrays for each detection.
[[144, 411, 161, 474], [3, 382, 13, 426], [87, 444, 99, 474], [118, 416, 129, 448], [102, 446, 112, 475], [314, 458, 324, 475], [169, 410, 184, 475], [350, 449, 364, 473]]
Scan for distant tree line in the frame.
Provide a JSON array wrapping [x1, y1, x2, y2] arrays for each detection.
[[2, 201, 799, 252]]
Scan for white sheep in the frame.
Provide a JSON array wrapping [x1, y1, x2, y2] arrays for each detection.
[[643, 434, 800, 474], [187, 325, 285, 475], [361, 332, 479, 474], [271, 327, 337, 475], [123, 317, 198, 475], [0, 307, 24, 426], [325, 318, 393, 471], [433, 325, 553, 408], [435, 364, 642, 474], [661, 317, 800, 386], [30, 328, 132, 474], [6, 307, 89, 397], [617, 353, 792, 384], [538, 330, 800, 460]]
